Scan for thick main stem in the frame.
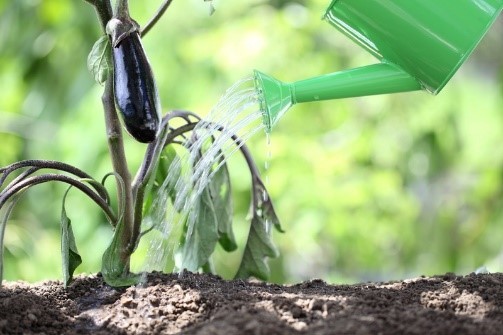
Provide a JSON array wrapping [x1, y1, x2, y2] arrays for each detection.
[[85, 0, 140, 277], [102, 79, 136, 267], [115, 0, 130, 18]]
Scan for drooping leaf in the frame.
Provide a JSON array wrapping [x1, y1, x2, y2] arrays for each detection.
[[260, 186, 284, 234], [208, 160, 236, 252], [60, 188, 82, 287], [235, 178, 283, 280], [175, 186, 219, 272], [235, 215, 279, 280], [87, 35, 112, 85]]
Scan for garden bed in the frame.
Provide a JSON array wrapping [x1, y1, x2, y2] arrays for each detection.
[[1, 271, 502, 334]]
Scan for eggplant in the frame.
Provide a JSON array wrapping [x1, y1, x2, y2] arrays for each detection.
[[112, 31, 161, 143]]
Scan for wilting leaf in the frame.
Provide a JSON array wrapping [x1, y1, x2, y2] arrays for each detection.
[[60, 188, 82, 287], [176, 186, 219, 272], [235, 215, 279, 280], [235, 178, 283, 280], [87, 35, 112, 85], [208, 160, 236, 252]]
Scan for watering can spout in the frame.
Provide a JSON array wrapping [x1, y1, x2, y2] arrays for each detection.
[[255, 63, 423, 132]]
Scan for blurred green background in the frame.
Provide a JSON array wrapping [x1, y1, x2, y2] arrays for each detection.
[[1, 0, 503, 284]]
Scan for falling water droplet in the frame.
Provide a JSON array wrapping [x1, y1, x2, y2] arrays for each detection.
[[263, 132, 272, 234]]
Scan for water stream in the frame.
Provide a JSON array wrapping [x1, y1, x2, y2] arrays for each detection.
[[141, 77, 266, 274]]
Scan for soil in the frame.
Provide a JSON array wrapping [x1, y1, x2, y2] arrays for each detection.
[[1, 271, 503, 335]]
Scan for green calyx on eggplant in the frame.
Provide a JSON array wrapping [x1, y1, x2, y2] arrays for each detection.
[[106, 18, 161, 143]]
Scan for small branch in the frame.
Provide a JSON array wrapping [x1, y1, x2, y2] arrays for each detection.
[[2, 167, 39, 191], [132, 110, 199, 190], [132, 118, 169, 191], [0, 160, 110, 202], [1, 160, 94, 185], [164, 122, 199, 144], [102, 172, 127, 228], [130, 111, 201, 241], [0, 174, 117, 223], [141, 0, 174, 37], [130, 125, 169, 244], [165, 109, 201, 123]]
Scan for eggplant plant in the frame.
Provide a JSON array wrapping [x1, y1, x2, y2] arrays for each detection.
[[0, 0, 282, 287]]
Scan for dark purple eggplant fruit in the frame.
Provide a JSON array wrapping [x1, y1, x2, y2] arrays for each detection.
[[112, 31, 161, 143]]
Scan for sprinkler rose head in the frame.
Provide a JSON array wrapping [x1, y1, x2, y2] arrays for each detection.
[[253, 70, 293, 133]]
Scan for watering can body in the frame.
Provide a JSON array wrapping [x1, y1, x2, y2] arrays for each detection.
[[255, 0, 503, 131]]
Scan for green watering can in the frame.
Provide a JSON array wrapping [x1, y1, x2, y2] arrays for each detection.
[[254, 0, 503, 132]]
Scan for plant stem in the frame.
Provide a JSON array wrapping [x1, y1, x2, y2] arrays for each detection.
[[130, 111, 198, 239], [141, 0, 174, 37], [115, 0, 130, 18], [102, 79, 136, 264], [0, 174, 116, 223], [131, 124, 169, 250], [0, 160, 110, 201], [85, 0, 141, 276], [84, 0, 113, 31]]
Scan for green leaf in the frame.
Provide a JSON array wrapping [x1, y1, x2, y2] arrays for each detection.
[[60, 188, 82, 287], [235, 215, 279, 280], [261, 188, 285, 234], [87, 35, 112, 85], [208, 161, 237, 252], [175, 186, 219, 272], [235, 179, 283, 280], [101, 221, 140, 287]]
